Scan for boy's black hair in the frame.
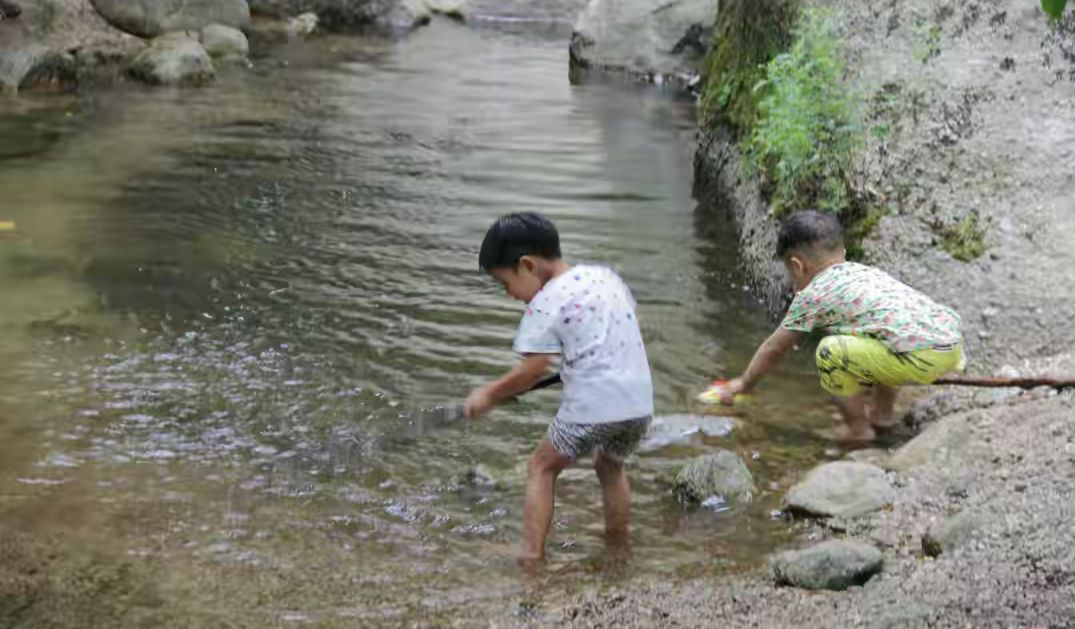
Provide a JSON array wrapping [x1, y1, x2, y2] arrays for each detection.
[[478, 212, 561, 270], [776, 210, 844, 259]]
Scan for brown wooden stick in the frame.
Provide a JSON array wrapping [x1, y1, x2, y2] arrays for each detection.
[[932, 374, 1075, 390]]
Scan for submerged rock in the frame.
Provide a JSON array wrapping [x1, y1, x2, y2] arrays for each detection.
[[569, 0, 718, 81], [785, 461, 895, 518], [673, 449, 754, 505], [93, 0, 251, 38], [922, 511, 982, 557], [128, 34, 215, 86], [456, 464, 500, 490], [770, 539, 883, 590], [200, 24, 249, 60]]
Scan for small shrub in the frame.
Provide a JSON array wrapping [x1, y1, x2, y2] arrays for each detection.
[[744, 8, 863, 217], [936, 212, 988, 261]]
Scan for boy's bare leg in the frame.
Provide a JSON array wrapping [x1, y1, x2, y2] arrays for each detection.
[[870, 385, 899, 428], [593, 451, 630, 548], [521, 438, 572, 563], [831, 392, 876, 441]]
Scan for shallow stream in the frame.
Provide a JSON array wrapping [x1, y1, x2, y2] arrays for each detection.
[[0, 19, 844, 624]]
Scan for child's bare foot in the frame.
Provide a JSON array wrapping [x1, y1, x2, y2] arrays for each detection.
[[869, 385, 899, 429], [516, 553, 545, 574]]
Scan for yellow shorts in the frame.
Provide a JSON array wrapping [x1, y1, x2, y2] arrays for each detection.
[[815, 335, 965, 397]]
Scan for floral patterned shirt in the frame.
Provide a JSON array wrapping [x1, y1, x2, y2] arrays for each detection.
[[780, 262, 962, 352]]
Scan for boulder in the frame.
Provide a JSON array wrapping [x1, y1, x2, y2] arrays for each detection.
[[0, 0, 143, 92], [673, 449, 754, 505], [569, 0, 719, 79], [200, 24, 249, 60], [785, 462, 895, 518], [247, 0, 393, 28], [287, 12, 318, 36], [128, 34, 215, 86], [0, 0, 21, 19], [426, 0, 465, 20], [92, 0, 251, 38], [770, 540, 884, 590], [922, 511, 982, 557]]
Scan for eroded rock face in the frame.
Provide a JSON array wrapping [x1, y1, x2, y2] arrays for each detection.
[[127, 34, 215, 86], [770, 540, 884, 590], [569, 0, 719, 79], [92, 0, 251, 38], [785, 461, 895, 518]]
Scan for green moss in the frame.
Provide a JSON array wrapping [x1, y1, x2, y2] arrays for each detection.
[[843, 205, 887, 260], [700, 0, 800, 131], [936, 213, 988, 261]]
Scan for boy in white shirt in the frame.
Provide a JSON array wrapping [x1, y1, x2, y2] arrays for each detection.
[[465, 212, 654, 563]]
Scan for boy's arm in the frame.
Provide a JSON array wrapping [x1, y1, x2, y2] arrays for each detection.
[[465, 353, 556, 419], [726, 328, 803, 399]]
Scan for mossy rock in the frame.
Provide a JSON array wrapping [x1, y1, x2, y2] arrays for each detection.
[[672, 449, 755, 505]]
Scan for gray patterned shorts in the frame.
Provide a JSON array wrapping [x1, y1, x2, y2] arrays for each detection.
[[547, 416, 652, 462]]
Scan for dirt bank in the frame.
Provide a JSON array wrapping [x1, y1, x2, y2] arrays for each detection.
[[698, 0, 1075, 371]]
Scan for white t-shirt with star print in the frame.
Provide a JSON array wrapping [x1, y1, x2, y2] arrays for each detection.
[[512, 264, 654, 424]]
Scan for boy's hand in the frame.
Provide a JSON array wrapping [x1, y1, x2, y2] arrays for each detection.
[[720, 377, 751, 404], [464, 386, 496, 420]]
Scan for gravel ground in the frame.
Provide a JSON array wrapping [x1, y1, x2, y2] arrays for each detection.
[[515, 362, 1075, 628]]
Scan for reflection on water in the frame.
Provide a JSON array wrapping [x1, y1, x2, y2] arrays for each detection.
[[0, 20, 839, 624]]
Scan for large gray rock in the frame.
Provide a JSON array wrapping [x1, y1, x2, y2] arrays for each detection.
[[128, 34, 215, 86], [200, 24, 249, 59], [922, 511, 983, 557], [92, 0, 251, 38], [673, 449, 754, 505], [785, 462, 895, 518], [770, 540, 884, 590], [0, 0, 143, 92], [569, 0, 718, 79], [248, 0, 393, 28]]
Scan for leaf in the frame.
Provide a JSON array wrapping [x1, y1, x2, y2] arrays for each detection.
[[0, 221, 15, 232], [1042, 0, 1068, 19]]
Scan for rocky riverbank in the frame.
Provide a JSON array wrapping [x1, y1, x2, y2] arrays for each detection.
[[0, 0, 466, 93]]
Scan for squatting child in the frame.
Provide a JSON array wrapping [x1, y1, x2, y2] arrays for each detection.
[[464, 212, 654, 562], [713, 210, 965, 441]]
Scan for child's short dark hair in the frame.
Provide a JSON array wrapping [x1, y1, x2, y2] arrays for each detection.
[[479, 212, 562, 270], [776, 210, 844, 259]]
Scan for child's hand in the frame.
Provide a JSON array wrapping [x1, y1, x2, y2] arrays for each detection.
[[464, 387, 495, 420], [697, 377, 751, 405], [720, 377, 751, 404]]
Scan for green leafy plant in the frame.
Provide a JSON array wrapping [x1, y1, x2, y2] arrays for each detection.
[[744, 8, 863, 216], [1042, 0, 1069, 19], [936, 212, 988, 261]]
